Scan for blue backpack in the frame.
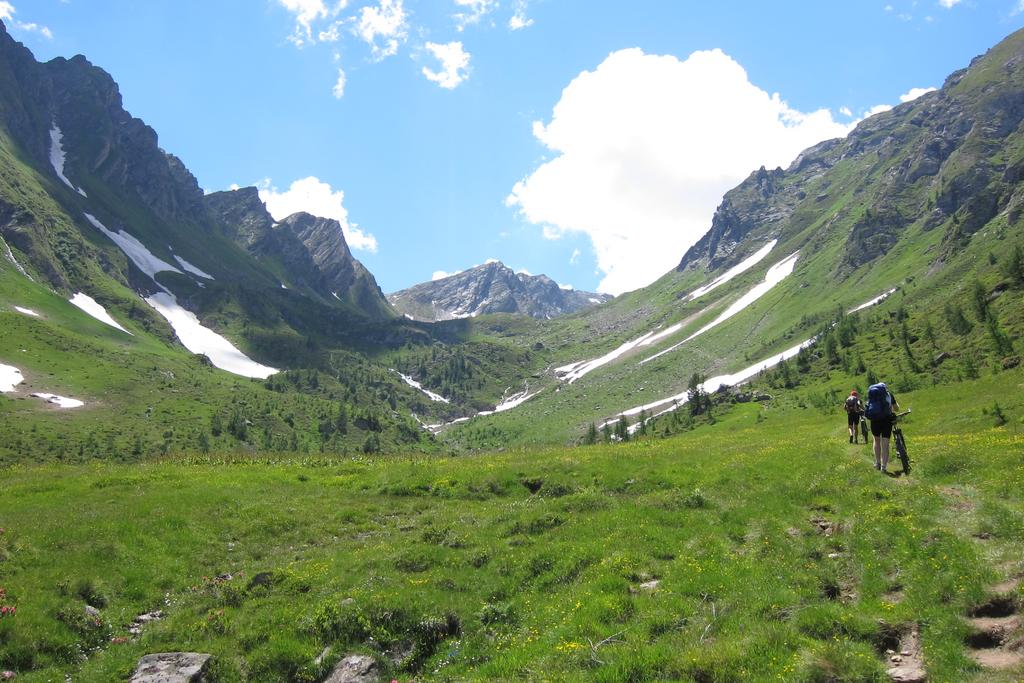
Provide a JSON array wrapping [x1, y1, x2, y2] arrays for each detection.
[[865, 383, 892, 420]]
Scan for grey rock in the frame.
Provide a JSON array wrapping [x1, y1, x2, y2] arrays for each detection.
[[324, 655, 380, 683], [129, 653, 211, 683], [129, 610, 164, 635]]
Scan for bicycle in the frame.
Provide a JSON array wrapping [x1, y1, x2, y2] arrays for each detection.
[[859, 415, 868, 444], [891, 410, 912, 475]]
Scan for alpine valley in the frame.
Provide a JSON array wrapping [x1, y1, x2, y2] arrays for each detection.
[[2, 18, 1024, 683]]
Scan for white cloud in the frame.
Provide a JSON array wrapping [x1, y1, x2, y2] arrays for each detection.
[[454, 0, 497, 31], [279, 0, 332, 47], [1014, 0, 1024, 16], [506, 48, 856, 295], [356, 0, 408, 60], [863, 103, 893, 117], [258, 176, 378, 252], [422, 41, 470, 89], [332, 67, 347, 98], [432, 270, 456, 280], [509, 0, 533, 29], [938, 0, 961, 7], [839, 105, 853, 117], [319, 21, 343, 42], [541, 224, 561, 240], [515, 267, 533, 276], [898, 86, 936, 102], [0, 2, 53, 39], [570, 247, 581, 265]]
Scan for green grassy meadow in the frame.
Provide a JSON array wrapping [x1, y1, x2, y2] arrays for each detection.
[[1, 369, 1022, 682]]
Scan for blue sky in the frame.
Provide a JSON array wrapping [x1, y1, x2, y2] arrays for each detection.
[[9, 0, 1024, 294]]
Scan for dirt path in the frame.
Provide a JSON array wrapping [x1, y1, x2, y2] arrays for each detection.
[[964, 578, 1023, 673], [885, 625, 927, 683]]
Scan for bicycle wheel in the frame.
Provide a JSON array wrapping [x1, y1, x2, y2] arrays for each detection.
[[893, 428, 910, 475], [860, 418, 868, 443]]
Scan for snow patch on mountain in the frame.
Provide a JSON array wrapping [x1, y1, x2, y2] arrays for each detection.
[[69, 293, 132, 334], [605, 289, 896, 433], [686, 240, 777, 301], [603, 338, 814, 432], [32, 392, 85, 408], [393, 370, 450, 403], [479, 384, 542, 415], [555, 247, 793, 383], [14, 306, 39, 317], [173, 255, 214, 280], [144, 292, 277, 379], [0, 363, 24, 392], [1, 235, 33, 281], [556, 332, 657, 384], [849, 287, 897, 312], [641, 251, 799, 365], [84, 213, 181, 281], [49, 125, 88, 197], [423, 383, 543, 431], [83, 214, 274, 377]]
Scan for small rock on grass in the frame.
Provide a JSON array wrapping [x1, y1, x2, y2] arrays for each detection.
[[129, 653, 211, 683], [324, 655, 380, 683]]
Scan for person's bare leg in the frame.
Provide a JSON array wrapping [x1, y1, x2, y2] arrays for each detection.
[[880, 437, 890, 472], [873, 434, 881, 469]]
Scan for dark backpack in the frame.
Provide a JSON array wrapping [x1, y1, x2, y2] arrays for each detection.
[[865, 383, 892, 420], [844, 396, 860, 414]]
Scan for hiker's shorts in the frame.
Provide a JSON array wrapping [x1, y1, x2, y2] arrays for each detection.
[[870, 418, 894, 439], [847, 412, 861, 427]]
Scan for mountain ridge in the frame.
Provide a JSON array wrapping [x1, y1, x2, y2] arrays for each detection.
[[388, 260, 613, 321]]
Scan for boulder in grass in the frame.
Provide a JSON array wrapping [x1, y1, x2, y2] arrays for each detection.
[[129, 653, 211, 682], [324, 655, 380, 683]]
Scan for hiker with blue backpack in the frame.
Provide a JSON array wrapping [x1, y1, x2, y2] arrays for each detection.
[[865, 382, 900, 473]]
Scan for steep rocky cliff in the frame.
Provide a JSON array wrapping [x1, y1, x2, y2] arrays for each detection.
[[677, 30, 1024, 282], [0, 19, 392, 324]]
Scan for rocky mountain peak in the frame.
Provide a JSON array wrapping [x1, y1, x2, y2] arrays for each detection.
[[388, 260, 612, 321], [203, 189, 392, 318]]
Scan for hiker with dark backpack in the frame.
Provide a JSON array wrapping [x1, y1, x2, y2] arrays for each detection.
[[843, 390, 864, 444], [865, 382, 900, 473]]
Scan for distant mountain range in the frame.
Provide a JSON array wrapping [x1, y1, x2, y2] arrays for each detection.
[[388, 261, 613, 321]]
